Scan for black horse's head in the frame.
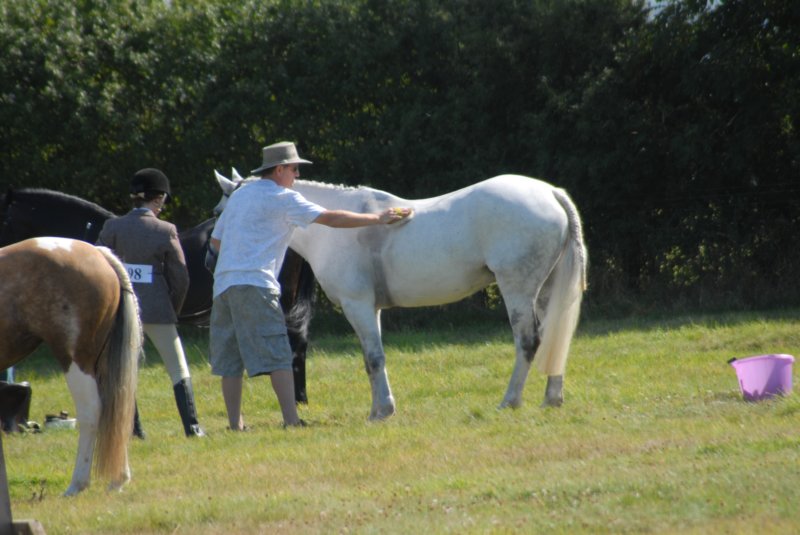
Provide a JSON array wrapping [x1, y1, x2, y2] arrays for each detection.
[[0, 188, 116, 248]]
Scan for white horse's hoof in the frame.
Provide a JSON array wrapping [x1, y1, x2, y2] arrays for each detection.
[[540, 396, 563, 408], [498, 398, 522, 410], [63, 483, 88, 497], [369, 404, 396, 421], [108, 473, 129, 493], [107, 480, 127, 493]]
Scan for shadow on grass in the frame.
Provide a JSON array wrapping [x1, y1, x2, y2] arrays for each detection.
[[11, 307, 798, 378], [3, 343, 67, 380], [579, 307, 800, 337], [10, 329, 211, 381]]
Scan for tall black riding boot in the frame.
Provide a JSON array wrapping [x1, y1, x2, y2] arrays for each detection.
[[0, 381, 31, 433], [173, 378, 205, 437], [132, 400, 146, 439]]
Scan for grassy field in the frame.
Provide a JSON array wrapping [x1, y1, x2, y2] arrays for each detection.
[[3, 309, 799, 534]]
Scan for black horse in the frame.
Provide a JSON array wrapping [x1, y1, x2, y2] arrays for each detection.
[[0, 187, 315, 403]]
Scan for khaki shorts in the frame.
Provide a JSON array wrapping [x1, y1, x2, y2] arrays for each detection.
[[210, 285, 292, 377]]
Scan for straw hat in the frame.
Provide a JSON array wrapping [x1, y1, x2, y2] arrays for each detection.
[[250, 141, 312, 175]]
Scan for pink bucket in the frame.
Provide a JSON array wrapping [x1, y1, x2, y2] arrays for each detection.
[[729, 354, 794, 401]]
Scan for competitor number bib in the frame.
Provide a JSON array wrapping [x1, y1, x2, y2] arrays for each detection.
[[123, 263, 153, 284]]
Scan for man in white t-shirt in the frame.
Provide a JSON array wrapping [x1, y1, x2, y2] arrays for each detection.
[[210, 141, 410, 430]]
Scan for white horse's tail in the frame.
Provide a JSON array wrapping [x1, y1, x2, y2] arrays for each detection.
[[534, 188, 587, 376], [94, 246, 142, 481]]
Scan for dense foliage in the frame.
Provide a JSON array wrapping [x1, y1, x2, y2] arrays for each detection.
[[1, 0, 797, 314]]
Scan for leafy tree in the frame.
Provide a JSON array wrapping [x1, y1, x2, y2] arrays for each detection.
[[1, 0, 797, 312]]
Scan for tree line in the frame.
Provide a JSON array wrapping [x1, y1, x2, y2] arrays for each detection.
[[1, 0, 797, 316]]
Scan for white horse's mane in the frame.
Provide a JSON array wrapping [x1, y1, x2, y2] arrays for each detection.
[[231, 169, 367, 193], [296, 179, 366, 193]]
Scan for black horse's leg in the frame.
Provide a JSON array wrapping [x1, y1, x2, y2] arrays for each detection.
[[289, 332, 308, 404], [132, 399, 145, 439], [280, 252, 316, 405]]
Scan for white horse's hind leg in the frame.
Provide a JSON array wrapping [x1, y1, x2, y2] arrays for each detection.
[[534, 287, 565, 406], [542, 375, 564, 407], [498, 292, 539, 410], [341, 303, 395, 420], [63, 362, 102, 496]]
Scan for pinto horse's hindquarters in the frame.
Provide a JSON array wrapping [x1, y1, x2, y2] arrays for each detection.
[[0, 238, 120, 373]]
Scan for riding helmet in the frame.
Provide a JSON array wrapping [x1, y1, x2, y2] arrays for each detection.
[[130, 168, 171, 199]]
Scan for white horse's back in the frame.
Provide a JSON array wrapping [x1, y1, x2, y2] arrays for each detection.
[[292, 175, 569, 308]]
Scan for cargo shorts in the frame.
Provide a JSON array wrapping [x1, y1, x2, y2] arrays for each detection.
[[209, 285, 293, 377]]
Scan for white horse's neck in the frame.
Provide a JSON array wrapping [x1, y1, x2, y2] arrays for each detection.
[[294, 180, 396, 211], [215, 169, 401, 214]]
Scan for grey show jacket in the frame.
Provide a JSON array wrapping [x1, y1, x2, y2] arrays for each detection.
[[97, 209, 189, 324]]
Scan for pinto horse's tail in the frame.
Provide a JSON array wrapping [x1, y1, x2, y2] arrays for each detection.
[[94, 247, 141, 481], [534, 188, 587, 376]]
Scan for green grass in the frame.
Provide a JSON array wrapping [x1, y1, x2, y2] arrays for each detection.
[[4, 309, 800, 534]]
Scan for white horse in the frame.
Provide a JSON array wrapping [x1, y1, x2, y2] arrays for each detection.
[[214, 170, 587, 420]]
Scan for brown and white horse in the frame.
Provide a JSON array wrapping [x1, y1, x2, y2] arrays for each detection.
[[0, 237, 141, 496]]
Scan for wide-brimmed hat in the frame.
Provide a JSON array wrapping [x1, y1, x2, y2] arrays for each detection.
[[250, 141, 312, 175]]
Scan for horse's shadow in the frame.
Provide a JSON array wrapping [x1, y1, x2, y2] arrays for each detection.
[[579, 307, 800, 337]]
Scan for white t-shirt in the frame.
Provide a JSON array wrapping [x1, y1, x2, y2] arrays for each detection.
[[211, 179, 325, 298]]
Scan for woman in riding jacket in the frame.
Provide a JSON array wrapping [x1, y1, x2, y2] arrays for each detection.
[[97, 168, 204, 438]]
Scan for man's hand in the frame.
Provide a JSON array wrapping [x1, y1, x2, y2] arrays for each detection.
[[381, 207, 414, 224]]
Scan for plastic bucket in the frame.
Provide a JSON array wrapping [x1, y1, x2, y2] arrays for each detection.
[[728, 354, 794, 401]]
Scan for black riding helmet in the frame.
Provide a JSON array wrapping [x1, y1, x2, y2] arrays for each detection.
[[130, 168, 171, 200]]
